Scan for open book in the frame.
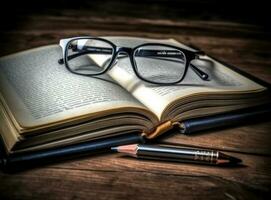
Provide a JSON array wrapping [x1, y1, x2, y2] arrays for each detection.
[[0, 37, 269, 154]]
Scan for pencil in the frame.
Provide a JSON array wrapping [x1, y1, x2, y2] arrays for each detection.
[[111, 144, 242, 166]]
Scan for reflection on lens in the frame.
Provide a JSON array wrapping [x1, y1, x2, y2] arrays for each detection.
[[66, 39, 114, 75], [133, 45, 186, 83]]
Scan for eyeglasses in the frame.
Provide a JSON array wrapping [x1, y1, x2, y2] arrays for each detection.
[[58, 37, 209, 85]]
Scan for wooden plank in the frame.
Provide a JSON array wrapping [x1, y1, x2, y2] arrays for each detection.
[[51, 152, 271, 189], [158, 122, 271, 155], [0, 152, 270, 200]]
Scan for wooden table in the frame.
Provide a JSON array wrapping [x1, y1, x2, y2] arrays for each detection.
[[0, 5, 270, 200]]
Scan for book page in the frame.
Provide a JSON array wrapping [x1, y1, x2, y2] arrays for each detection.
[[0, 45, 157, 132], [91, 37, 266, 120]]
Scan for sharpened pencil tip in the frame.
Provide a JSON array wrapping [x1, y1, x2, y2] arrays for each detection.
[[110, 144, 138, 155]]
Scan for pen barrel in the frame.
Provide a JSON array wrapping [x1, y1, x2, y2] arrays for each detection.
[[137, 145, 218, 164]]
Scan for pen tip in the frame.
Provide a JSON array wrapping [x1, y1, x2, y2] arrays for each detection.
[[229, 156, 242, 164], [217, 152, 242, 165]]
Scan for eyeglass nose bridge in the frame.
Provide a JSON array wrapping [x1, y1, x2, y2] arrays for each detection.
[[116, 47, 133, 56], [107, 47, 134, 71]]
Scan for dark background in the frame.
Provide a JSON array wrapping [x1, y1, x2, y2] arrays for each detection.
[[2, 0, 271, 26], [0, 0, 270, 56]]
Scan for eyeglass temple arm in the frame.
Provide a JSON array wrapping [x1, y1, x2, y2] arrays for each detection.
[[189, 63, 209, 80], [190, 51, 209, 80], [58, 46, 113, 64]]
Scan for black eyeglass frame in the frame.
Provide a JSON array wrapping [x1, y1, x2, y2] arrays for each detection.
[[59, 36, 208, 85]]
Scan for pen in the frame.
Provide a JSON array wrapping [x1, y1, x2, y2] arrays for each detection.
[[111, 144, 242, 166]]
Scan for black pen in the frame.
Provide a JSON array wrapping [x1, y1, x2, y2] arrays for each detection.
[[111, 144, 242, 166]]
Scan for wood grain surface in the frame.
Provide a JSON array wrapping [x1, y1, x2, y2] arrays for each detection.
[[0, 1, 270, 199]]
